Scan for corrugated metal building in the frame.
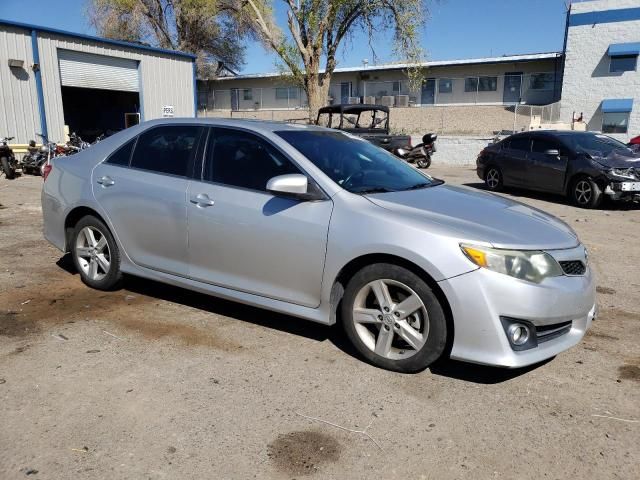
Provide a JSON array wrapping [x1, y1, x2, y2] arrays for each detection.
[[0, 19, 196, 144]]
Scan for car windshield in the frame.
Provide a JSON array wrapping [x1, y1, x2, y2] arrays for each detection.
[[560, 133, 634, 156], [276, 130, 439, 193]]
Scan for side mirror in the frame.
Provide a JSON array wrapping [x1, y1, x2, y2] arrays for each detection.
[[544, 149, 560, 157], [266, 174, 323, 201]]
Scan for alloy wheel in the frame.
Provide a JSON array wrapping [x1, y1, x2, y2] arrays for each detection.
[[574, 180, 592, 205], [352, 279, 429, 360], [486, 169, 500, 189], [75, 226, 111, 281]]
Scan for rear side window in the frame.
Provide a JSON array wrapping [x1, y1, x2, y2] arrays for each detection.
[[508, 136, 531, 151], [204, 128, 300, 191], [531, 138, 559, 153], [106, 139, 135, 166], [130, 125, 203, 177]]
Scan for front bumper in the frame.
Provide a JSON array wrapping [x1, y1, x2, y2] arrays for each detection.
[[605, 181, 640, 201], [438, 260, 595, 368]]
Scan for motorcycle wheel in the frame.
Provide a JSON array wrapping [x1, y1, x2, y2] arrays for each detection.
[[417, 157, 431, 169], [1, 156, 16, 180]]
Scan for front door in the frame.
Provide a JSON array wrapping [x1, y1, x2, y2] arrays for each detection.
[[187, 127, 333, 308], [340, 82, 352, 103], [421, 78, 436, 105], [527, 137, 568, 193], [92, 125, 204, 276], [230, 89, 240, 111], [503, 72, 522, 104]]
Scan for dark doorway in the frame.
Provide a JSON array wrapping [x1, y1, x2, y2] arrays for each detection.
[[421, 78, 435, 105], [60, 86, 140, 142], [503, 72, 522, 104]]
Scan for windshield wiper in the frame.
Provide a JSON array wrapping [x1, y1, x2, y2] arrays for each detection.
[[403, 182, 431, 191], [355, 187, 395, 194]]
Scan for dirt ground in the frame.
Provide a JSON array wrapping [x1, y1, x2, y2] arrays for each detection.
[[1, 165, 639, 480]]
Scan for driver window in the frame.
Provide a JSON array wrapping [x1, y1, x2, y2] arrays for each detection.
[[532, 138, 566, 158], [204, 128, 300, 191]]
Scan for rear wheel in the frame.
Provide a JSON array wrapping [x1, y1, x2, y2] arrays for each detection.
[[71, 215, 122, 290], [1, 157, 15, 179], [570, 176, 603, 209], [341, 263, 448, 373], [484, 166, 502, 191]]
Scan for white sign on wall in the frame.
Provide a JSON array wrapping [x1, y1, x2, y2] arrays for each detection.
[[162, 105, 175, 117]]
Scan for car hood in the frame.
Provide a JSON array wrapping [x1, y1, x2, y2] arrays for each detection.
[[588, 150, 640, 168], [365, 184, 579, 250]]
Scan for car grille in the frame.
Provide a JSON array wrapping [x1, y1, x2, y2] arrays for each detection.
[[559, 260, 586, 276], [536, 321, 572, 343]]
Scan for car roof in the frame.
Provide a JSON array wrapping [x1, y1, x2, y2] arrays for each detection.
[[139, 116, 327, 134], [317, 104, 390, 115]]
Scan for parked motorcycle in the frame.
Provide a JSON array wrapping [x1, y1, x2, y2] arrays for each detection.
[[0, 136, 18, 179], [393, 133, 437, 169], [64, 132, 90, 155], [21, 140, 46, 175]]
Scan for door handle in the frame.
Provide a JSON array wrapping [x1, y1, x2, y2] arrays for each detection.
[[97, 176, 115, 187], [190, 193, 215, 207]]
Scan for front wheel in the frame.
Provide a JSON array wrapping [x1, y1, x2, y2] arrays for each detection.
[[484, 166, 503, 191], [71, 215, 122, 290], [341, 263, 448, 373], [1, 157, 15, 179], [416, 156, 431, 169], [570, 176, 603, 209]]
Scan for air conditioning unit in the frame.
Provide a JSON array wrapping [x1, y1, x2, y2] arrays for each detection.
[[395, 95, 409, 107], [379, 96, 394, 107], [348, 96, 361, 104], [362, 96, 376, 104]]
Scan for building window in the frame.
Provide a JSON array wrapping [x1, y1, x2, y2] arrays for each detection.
[[438, 78, 453, 93], [276, 87, 299, 100], [464, 77, 477, 92], [243, 89, 252, 101], [602, 112, 630, 133], [478, 76, 498, 92], [530, 73, 555, 90], [610, 55, 637, 73], [392, 81, 401, 93]]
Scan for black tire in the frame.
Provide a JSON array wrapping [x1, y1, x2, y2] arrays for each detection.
[[341, 263, 448, 373], [71, 215, 122, 290], [1, 157, 15, 180], [570, 176, 603, 209], [484, 165, 503, 191], [417, 156, 431, 169]]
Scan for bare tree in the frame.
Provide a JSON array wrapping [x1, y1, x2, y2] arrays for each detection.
[[236, 0, 428, 121], [87, 0, 248, 78]]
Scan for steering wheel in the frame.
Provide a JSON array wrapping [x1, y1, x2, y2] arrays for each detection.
[[342, 170, 365, 189]]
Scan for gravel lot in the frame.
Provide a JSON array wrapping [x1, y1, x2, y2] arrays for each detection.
[[1, 165, 639, 480]]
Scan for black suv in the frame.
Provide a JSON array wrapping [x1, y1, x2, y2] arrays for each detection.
[[477, 131, 640, 208]]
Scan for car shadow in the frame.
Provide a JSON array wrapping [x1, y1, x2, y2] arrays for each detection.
[[464, 181, 640, 211], [55, 253, 546, 383], [429, 357, 553, 384]]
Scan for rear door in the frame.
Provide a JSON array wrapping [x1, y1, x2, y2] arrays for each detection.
[[527, 136, 569, 193], [92, 124, 204, 276], [186, 127, 333, 307], [499, 135, 531, 186]]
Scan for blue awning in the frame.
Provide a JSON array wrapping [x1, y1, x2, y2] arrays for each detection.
[[602, 99, 634, 113], [608, 42, 640, 56]]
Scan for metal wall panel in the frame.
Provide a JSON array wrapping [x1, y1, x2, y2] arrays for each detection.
[[0, 26, 41, 144], [58, 49, 139, 92], [36, 32, 194, 142]]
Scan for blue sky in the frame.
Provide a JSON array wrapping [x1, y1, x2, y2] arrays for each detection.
[[1, 0, 569, 73]]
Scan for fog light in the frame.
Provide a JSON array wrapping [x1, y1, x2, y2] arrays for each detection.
[[507, 324, 530, 346]]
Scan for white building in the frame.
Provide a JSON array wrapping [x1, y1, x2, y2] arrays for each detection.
[[0, 19, 197, 144], [560, 0, 640, 138]]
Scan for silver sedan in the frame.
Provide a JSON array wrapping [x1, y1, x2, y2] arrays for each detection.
[[42, 119, 596, 372]]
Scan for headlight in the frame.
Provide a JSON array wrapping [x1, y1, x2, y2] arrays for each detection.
[[460, 243, 563, 283], [609, 167, 639, 181]]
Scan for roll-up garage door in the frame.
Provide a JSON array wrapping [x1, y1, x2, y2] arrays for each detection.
[[58, 50, 139, 92]]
